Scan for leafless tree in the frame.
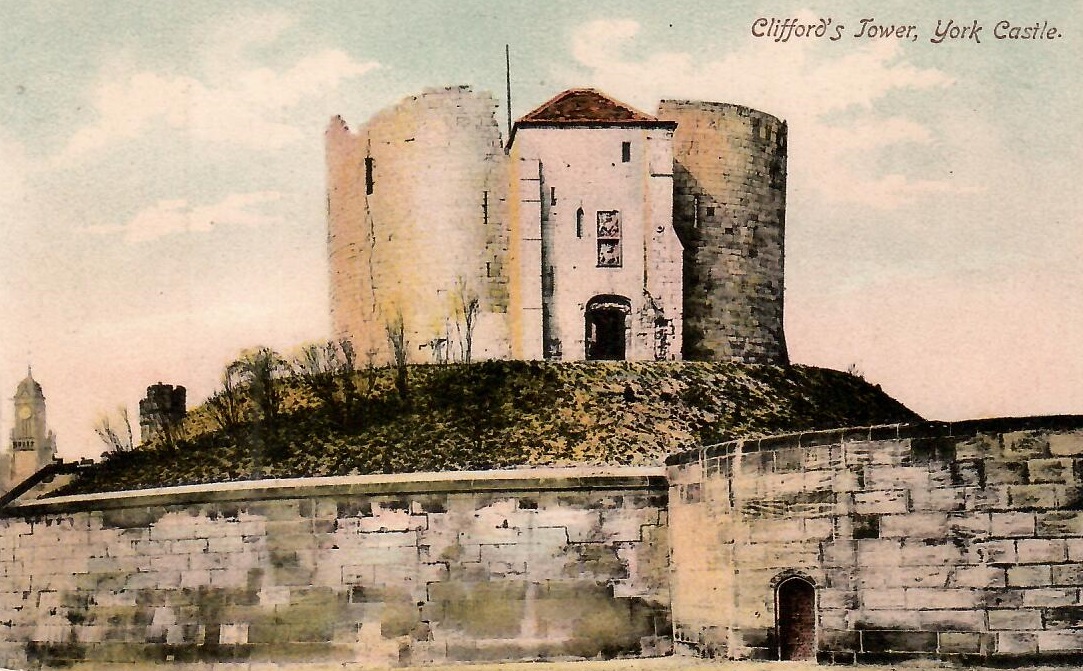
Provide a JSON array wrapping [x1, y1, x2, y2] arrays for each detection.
[[207, 366, 244, 433], [292, 339, 373, 426], [453, 278, 480, 364], [94, 406, 134, 453], [385, 311, 409, 400]]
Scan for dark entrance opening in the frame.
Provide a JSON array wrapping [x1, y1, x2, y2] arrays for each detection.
[[777, 576, 816, 661], [585, 295, 630, 360]]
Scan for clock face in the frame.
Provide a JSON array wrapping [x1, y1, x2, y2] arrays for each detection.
[[17, 407, 31, 420]]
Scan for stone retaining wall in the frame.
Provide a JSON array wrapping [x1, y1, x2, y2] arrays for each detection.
[[0, 467, 669, 668], [666, 416, 1083, 663]]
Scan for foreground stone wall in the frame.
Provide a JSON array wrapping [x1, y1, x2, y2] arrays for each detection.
[[0, 467, 669, 668], [667, 416, 1083, 663]]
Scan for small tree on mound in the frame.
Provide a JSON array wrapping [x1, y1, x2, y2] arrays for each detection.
[[94, 406, 134, 454], [207, 367, 244, 433], [293, 339, 374, 428], [386, 312, 410, 401], [230, 347, 289, 427]]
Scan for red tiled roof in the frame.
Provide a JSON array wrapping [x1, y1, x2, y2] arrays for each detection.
[[518, 88, 658, 124]]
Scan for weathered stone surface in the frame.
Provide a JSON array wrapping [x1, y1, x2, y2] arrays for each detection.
[[988, 608, 1042, 630], [0, 468, 669, 668], [668, 420, 1083, 663]]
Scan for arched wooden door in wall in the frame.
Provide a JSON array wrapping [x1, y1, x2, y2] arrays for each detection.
[[585, 295, 630, 360], [776, 576, 816, 661]]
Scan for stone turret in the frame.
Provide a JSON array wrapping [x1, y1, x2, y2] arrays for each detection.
[[658, 100, 789, 364], [138, 382, 186, 444]]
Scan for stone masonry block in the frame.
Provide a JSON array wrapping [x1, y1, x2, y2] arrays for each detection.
[[1028, 458, 1075, 485], [864, 466, 927, 491], [948, 513, 990, 541], [855, 539, 903, 567], [917, 609, 986, 631], [1007, 564, 1053, 587], [1022, 588, 1079, 607], [818, 588, 858, 611], [971, 539, 1016, 564], [1003, 431, 1050, 459], [862, 588, 906, 610], [965, 485, 1011, 511], [851, 609, 921, 631], [860, 629, 937, 653], [1042, 605, 1083, 628], [997, 632, 1038, 654], [951, 565, 1006, 588], [853, 490, 908, 515], [1052, 563, 1083, 586], [1008, 485, 1059, 508], [1049, 432, 1083, 456], [905, 587, 981, 610], [880, 513, 947, 539], [1037, 511, 1083, 537], [1017, 538, 1068, 564], [938, 631, 984, 654], [859, 566, 951, 589], [954, 434, 999, 461], [1037, 630, 1083, 652], [988, 608, 1043, 630], [982, 589, 1026, 610], [984, 459, 1028, 485], [991, 512, 1036, 538], [899, 538, 963, 565], [910, 486, 966, 512], [951, 460, 984, 487]]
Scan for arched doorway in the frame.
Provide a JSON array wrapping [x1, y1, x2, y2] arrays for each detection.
[[585, 295, 630, 360], [776, 576, 816, 661]]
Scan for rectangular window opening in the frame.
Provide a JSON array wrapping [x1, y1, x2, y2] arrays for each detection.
[[550, 186, 557, 206], [364, 157, 374, 195], [621, 141, 631, 163]]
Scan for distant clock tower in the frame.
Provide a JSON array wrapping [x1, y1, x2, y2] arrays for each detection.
[[6, 367, 57, 489]]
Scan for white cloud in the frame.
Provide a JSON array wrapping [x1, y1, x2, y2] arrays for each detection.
[[84, 191, 284, 243], [565, 18, 961, 208], [59, 18, 379, 162]]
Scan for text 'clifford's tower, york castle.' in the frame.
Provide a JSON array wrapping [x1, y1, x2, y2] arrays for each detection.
[[327, 87, 788, 365]]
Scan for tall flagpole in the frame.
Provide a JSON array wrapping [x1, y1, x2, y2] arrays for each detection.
[[505, 44, 512, 140]]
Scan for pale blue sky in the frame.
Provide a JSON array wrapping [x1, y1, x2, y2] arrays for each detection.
[[1, 1, 1080, 457]]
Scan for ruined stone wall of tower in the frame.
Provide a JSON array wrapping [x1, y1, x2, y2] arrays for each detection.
[[658, 101, 788, 364], [327, 87, 511, 365]]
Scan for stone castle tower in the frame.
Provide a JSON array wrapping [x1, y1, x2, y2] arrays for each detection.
[[3, 369, 57, 490], [138, 383, 186, 445], [327, 87, 787, 365]]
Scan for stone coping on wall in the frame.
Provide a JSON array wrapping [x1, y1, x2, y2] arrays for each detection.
[[3, 465, 667, 517], [665, 414, 1083, 467]]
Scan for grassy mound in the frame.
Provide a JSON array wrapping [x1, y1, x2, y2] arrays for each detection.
[[55, 361, 919, 495]]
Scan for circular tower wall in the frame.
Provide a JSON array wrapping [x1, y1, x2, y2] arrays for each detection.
[[657, 101, 788, 364], [327, 87, 510, 364]]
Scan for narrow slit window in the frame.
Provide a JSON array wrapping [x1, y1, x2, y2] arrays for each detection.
[[621, 141, 631, 163], [364, 157, 374, 195], [576, 208, 584, 238], [550, 186, 557, 206]]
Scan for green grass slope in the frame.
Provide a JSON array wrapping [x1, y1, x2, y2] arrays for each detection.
[[56, 361, 919, 496]]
